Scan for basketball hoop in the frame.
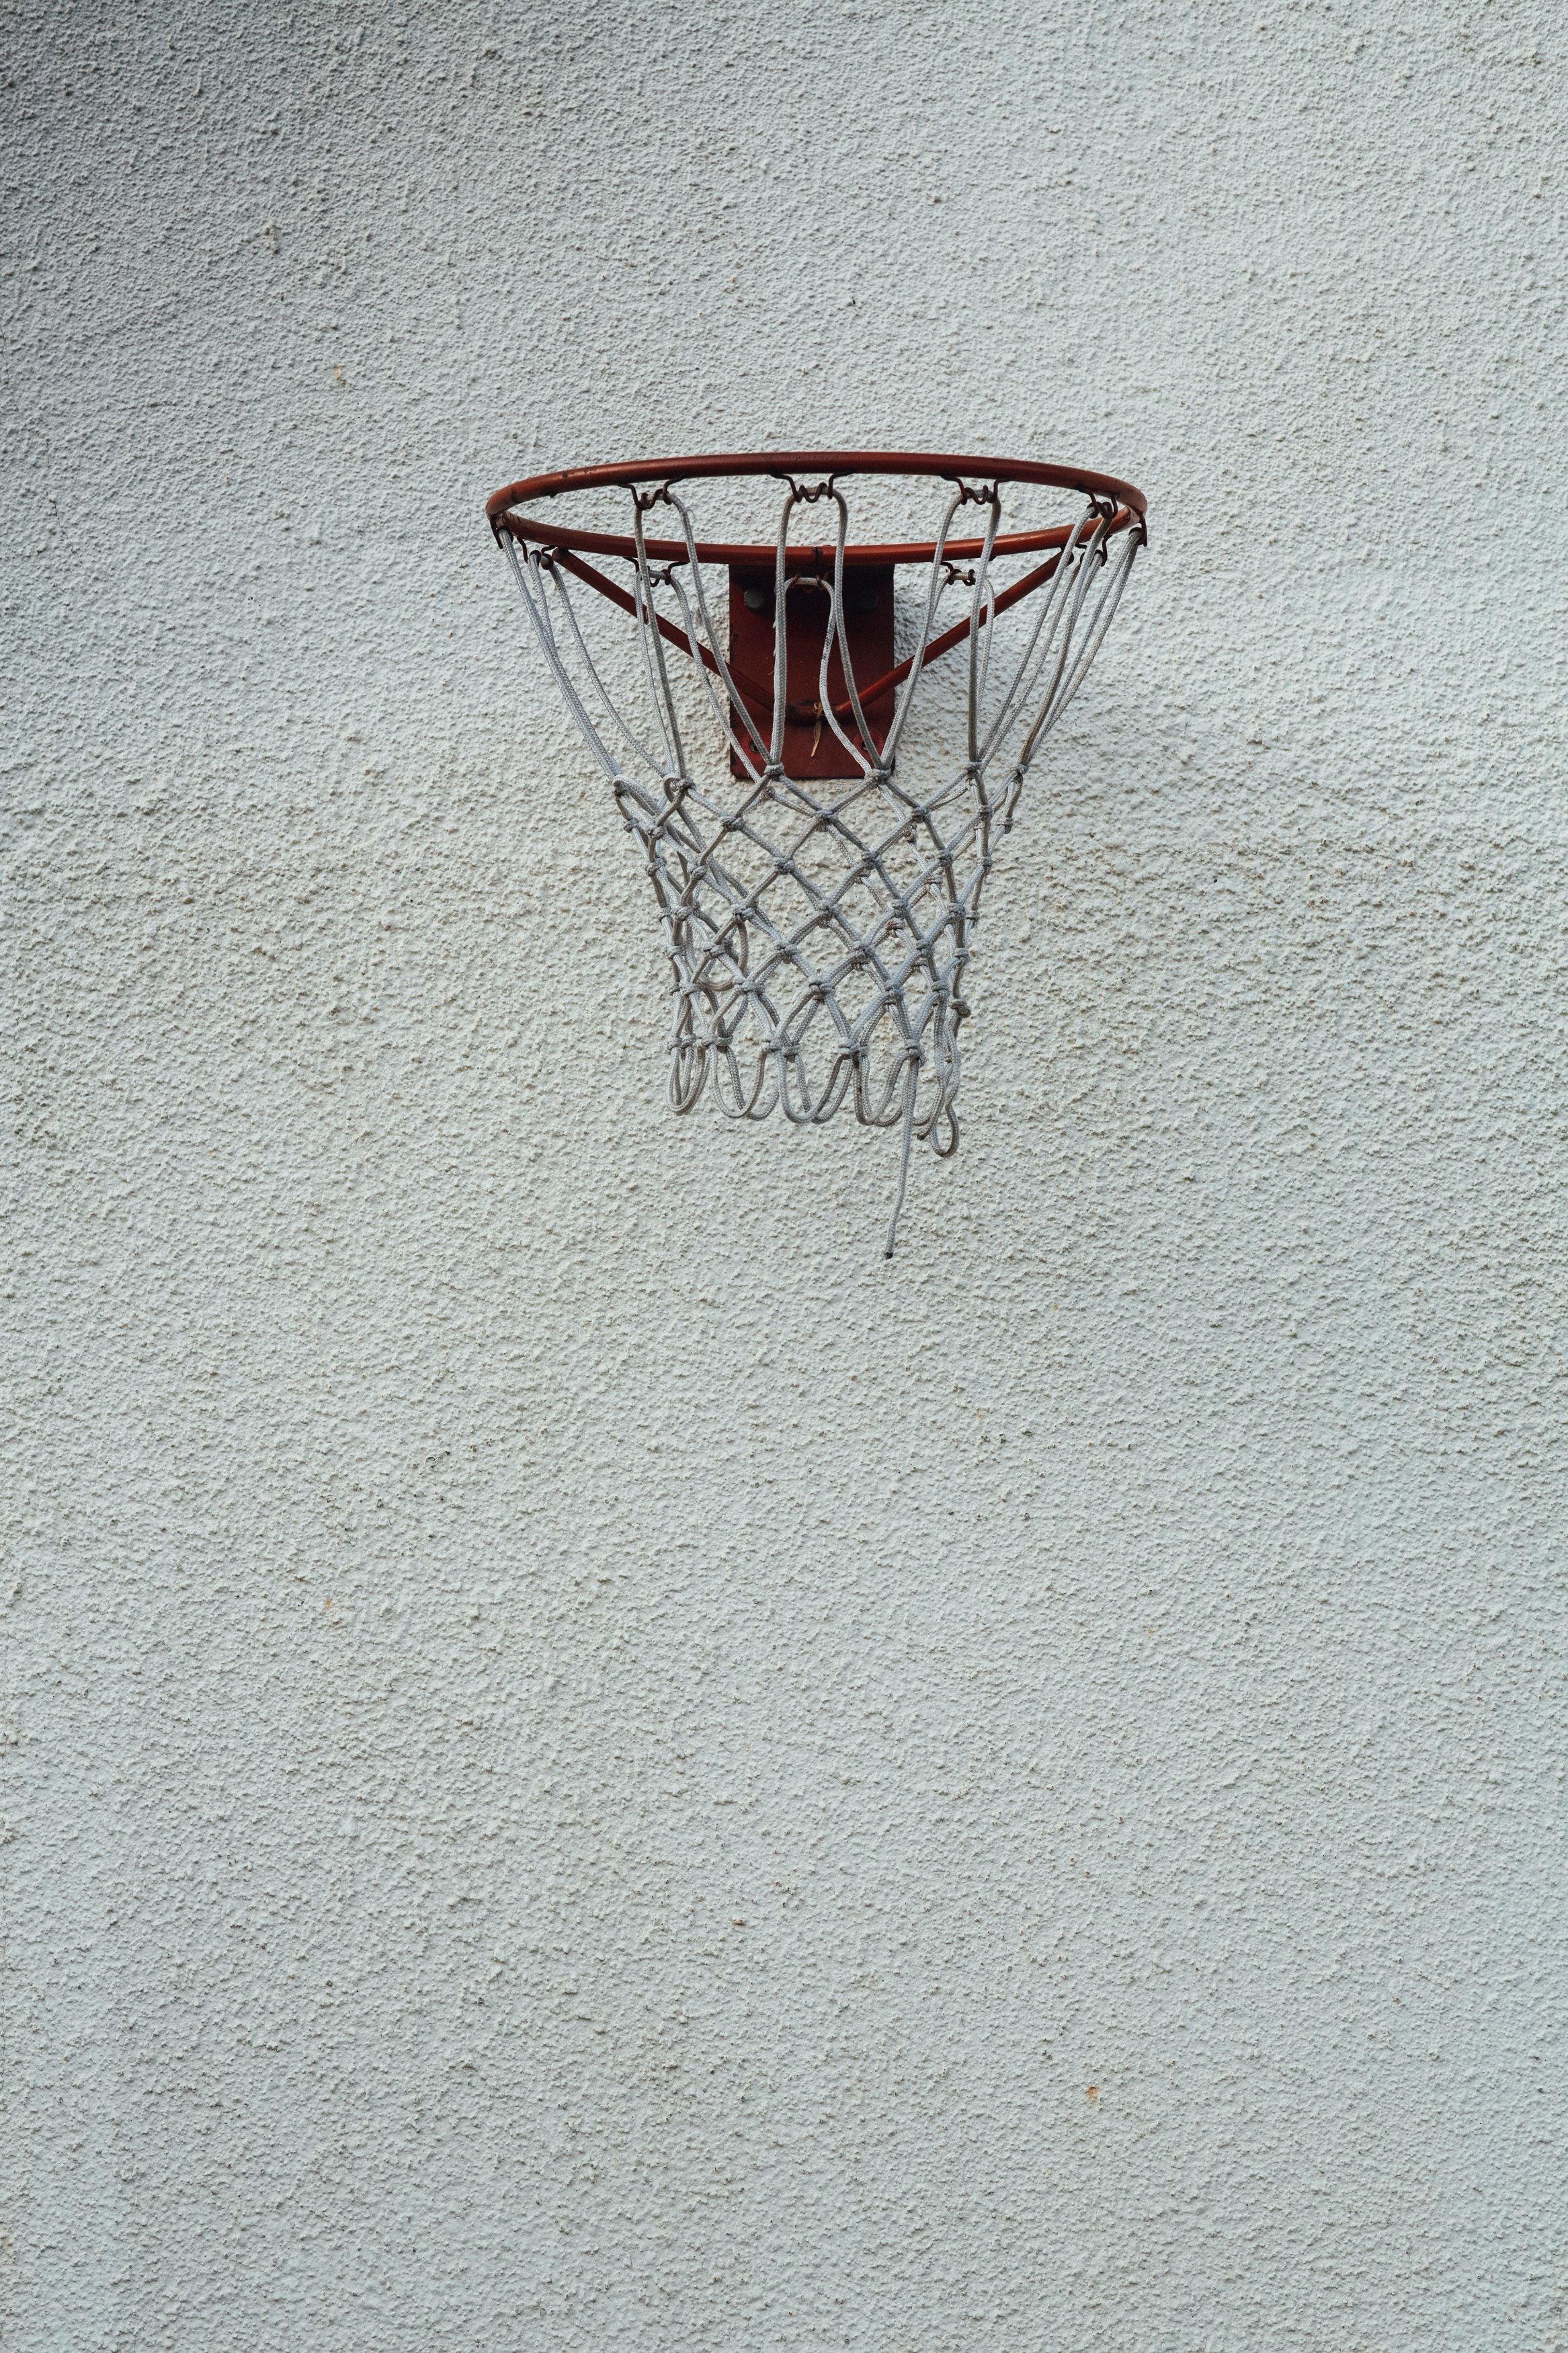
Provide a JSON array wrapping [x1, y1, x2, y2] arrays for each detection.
[[487, 450, 1147, 1254]]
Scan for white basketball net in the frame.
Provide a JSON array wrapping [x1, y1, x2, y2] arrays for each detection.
[[495, 463, 1143, 1253]]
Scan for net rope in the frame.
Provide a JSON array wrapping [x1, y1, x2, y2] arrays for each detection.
[[495, 465, 1143, 1254]]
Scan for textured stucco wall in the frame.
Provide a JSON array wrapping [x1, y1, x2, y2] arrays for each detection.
[[5, 3, 1566, 2347]]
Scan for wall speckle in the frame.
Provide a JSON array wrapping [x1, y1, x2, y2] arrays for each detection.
[[4, 3, 1565, 2348]]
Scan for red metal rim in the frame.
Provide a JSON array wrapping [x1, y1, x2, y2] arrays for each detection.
[[486, 448, 1147, 569]]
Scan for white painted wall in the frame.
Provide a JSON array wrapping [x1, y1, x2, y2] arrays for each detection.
[[6, 3, 1565, 2346]]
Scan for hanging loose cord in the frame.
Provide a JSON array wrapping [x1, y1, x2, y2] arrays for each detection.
[[884, 1060, 921, 1259]]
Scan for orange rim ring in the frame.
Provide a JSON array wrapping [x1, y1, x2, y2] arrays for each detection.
[[486, 448, 1147, 570]]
